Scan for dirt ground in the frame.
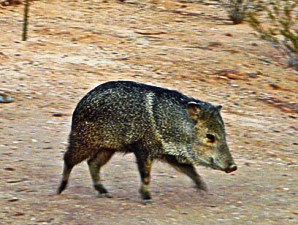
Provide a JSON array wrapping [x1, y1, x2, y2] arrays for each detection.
[[0, 0, 297, 224]]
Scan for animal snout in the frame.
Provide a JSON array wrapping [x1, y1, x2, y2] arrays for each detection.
[[225, 164, 237, 173]]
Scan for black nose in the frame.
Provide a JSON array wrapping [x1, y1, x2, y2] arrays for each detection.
[[225, 164, 237, 173]]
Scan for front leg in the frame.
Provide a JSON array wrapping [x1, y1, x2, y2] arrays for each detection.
[[134, 151, 153, 202], [164, 156, 208, 191]]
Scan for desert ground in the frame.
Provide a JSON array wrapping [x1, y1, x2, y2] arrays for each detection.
[[0, 0, 297, 224]]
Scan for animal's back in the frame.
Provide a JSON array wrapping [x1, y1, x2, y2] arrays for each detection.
[[69, 81, 195, 151]]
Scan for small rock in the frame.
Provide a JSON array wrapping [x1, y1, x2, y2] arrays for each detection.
[[281, 107, 293, 113], [215, 69, 247, 80], [0, 51, 9, 59], [0, 93, 14, 103], [7, 179, 26, 183], [276, 187, 289, 191], [259, 58, 272, 64], [231, 84, 239, 87], [208, 41, 222, 47], [247, 72, 258, 78], [236, 201, 243, 206], [52, 113, 63, 117], [244, 162, 250, 167], [13, 212, 25, 216], [4, 167, 15, 171], [269, 83, 281, 90], [8, 197, 19, 202]]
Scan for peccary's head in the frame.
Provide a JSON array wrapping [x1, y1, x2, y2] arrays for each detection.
[[187, 102, 237, 173]]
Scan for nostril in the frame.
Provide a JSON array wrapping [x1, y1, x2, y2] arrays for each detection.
[[225, 164, 237, 173]]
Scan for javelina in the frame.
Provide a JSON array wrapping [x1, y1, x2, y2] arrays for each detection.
[[57, 81, 237, 200]]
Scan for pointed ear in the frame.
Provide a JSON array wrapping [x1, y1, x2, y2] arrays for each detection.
[[187, 102, 201, 121], [216, 104, 223, 111]]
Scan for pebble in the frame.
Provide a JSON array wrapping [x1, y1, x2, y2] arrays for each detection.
[[7, 179, 25, 183], [236, 201, 243, 206], [269, 83, 281, 89], [247, 72, 258, 78], [0, 94, 14, 103], [13, 212, 25, 216], [4, 167, 15, 171], [259, 58, 272, 64], [52, 113, 63, 117], [8, 197, 19, 202]]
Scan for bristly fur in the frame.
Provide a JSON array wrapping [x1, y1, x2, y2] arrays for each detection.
[[57, 81, 236, 200]]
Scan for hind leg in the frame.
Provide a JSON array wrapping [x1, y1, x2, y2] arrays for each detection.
[[57, 160, 73, 194], [57, 146, 89, 194], [88, 150, 115, 197]]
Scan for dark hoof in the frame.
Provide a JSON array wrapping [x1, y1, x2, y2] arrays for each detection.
[[195, 181, 208, 192], [57, 181, 67, 194], [94, 184, 108, 194], [140, 190, 152, 201], [97, 193, 113, 198], [142, 199, 153, 205]]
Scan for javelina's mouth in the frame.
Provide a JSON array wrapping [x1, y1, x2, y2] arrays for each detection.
[[225, 164, 237, 173]]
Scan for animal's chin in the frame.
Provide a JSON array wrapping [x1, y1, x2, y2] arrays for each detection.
[[186, 152, 225, 171], [191, 157, 225, 171], [192, 158, 213, 168]]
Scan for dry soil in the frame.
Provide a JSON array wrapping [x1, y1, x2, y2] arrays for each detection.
[[0, 1, 297, 224]]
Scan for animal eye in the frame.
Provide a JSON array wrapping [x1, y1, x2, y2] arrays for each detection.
[[206, 134, 215, 143]]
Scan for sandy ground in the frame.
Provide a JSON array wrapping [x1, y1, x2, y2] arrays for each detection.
[[0, 0, 297, 224]]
